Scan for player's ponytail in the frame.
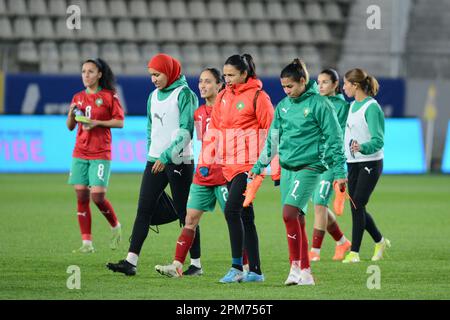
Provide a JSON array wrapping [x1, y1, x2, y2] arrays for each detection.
[[83, 58, 117, 92], [224, 53, 257, 81], [280, 58, 309, 83], [345, 68, 379, 97]]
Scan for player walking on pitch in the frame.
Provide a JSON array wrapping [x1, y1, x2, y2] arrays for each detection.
[[309, 69, 352, 262], [67, 58, 124, 253], [342, 68, 390, 263], [154, 68, 229, 278], [250, 59, 347, 285]]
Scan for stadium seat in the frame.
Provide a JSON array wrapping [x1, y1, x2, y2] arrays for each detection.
[[88, 0, 108, 17], [285, 2, 303, 20], [39, 41, 60, 62], [108, 0, 128, 18], [156, 20, 176, 41], [304, 2, 323, 21], [116, 19, 136, 41], [196, 20, 215, 42], [69, 0, 88, 16], [273, 22, 292, 43], [160, 43, 182, 61], [200, 43, 221, 66], [96, 19, 116, 41], [312, 23, 332, 43], [181, 44, 202, 65], [220, 44, 239, 61], [141, 43, 160, 61], [121, 43, 141, 63], [150, 0, 169, 18], [48, 0, 67, 17], [324, 2, 343, 21], [17, 41, 39, 64], [7, 0, 27, 15], [129, 0, 148, 18], [55, 18, 77, 40], [61, 61, 81, 74], [227, 1, 246, 20], [136, 20, 156, 41], [216, 21, 235, 42], [60, 41, 80, 63], [0, 0, 6, 15], [100, 42, 121, 64], [188, 0, 207, 19], [176, 21, 196, 42], [0, 17, 13, 40], [247, 1, 265, 20], [254, 21, 274, 43], [40, 60, 60, 74], [123, 62, 147, 75], [76, 18, 96, 40], [236, 21, 255, 43], [34, 18, 55, 40], [300, 45, 321, 75], [207, 1, 227, 20], [28, 0, 47, 16], [13, 17, 34, 40], [280, 45, 299, 65], [240, 43, 261, 63], [169, 0, 188, 19], [261, 44, 279, 65], [80, 42, 99, 59], [292, 22, 313, 44], [265, 2, 284, 21]]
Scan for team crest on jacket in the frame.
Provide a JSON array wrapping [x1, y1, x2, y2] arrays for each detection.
[[95, 98, 103, 106], [304, 107, 310, 117], [236, 101, 245, 110]]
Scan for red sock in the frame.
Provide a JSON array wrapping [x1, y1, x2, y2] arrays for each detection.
[[283, 206, 301, 263], [298, 215, 310, 270], [174, 228, 195, 264], [312, 228, 325, 250], [327, 221, 344, 242], [243, 249, 248, 265], [91, 193, 119, 228], [76, 190, 92, 241]]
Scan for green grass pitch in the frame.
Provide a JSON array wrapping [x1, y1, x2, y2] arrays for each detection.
[[1, 173, 449, 300]]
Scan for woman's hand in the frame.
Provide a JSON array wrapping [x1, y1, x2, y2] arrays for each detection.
[[334, 178, 348, 192], [151, 160, 165, 174], [350, 140, 361, 153], [82, 120, 98, 131]]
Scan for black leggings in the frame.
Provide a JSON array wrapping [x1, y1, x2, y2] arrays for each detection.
[[129, 161, 196, 256], [224, 173, 262, 274], [347, 160, 383, 252]]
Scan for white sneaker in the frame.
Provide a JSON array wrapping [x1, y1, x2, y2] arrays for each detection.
[[155, 263, 183, 278], [284, 265, 302, 285], [298, 268, 315, 286]]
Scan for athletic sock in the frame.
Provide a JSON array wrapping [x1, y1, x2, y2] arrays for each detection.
[[312, 228, 325, 251], [190, 258, 201, 269], [336, 235, 348, 246], [283, 209, 301, 262], [91, 194, 119, 228], [327, 220, 344, 242], [174, 228, 195, 265], [76, 190, 92, 241], [298, 215, 310, 270], [126, 252, 138, 266]]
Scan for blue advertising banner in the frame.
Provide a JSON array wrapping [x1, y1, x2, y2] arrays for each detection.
[[0, 116, 424, 174], [442, 121, 450, 173], [3, 74, 405, 117]]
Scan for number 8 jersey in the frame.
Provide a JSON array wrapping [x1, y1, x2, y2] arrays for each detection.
[[70, 88, 125, 160]]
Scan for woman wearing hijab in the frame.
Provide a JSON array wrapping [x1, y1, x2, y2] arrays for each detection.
[[107, 54, 198, 276]]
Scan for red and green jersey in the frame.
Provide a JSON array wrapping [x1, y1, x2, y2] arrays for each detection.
[[193, 104, 227, 186], [71, 88, 124, 160]]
